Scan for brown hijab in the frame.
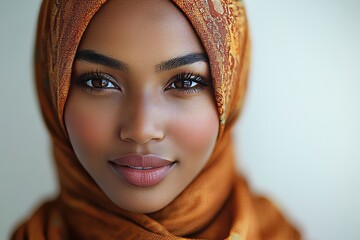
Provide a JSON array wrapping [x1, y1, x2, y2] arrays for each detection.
[[12, 0, 301, 239]]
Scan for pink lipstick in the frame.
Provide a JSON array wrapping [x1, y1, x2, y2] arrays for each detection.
[[109, 154, 176, 187]]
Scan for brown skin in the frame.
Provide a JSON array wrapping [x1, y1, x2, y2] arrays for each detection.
[[64, 0, 219, 213]]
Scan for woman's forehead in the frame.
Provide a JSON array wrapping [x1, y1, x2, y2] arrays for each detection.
[[77, 0, 205, 69]]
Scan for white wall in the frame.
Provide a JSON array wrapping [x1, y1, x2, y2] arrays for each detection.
[[238, 1, 360, 239], [0, 1, 57, 239], [1, 1, 359, 239]]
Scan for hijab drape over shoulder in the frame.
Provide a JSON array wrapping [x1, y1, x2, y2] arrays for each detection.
[[12, 0, 301, 239]]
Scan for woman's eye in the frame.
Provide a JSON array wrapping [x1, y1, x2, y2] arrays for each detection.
[[76, 71, 121, 94], [170, 79, 199, 89], [85, 79, 116, 89], [166, 73, 210, 93]]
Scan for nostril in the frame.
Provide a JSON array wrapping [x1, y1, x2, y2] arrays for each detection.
[[120, 136, 134, 143], [119, 99, 165, 144], [119, 126, 164, 144]]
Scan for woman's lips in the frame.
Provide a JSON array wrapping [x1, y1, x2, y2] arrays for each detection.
[[109, 154, 176, 187]]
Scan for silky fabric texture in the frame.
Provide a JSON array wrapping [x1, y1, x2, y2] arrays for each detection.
[[12, 0, 301, 239]]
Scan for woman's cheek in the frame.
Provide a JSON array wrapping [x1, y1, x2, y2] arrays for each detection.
[[168, 100, 219, 161], [65, 99, 116, 160]]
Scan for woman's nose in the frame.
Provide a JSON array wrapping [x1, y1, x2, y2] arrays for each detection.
[[119, 93, 164, 144]]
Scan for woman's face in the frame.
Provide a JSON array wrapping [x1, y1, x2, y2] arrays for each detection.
[[64, 0, 219, 213]]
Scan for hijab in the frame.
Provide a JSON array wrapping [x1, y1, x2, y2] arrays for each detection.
[[12, 0, 301, 239]]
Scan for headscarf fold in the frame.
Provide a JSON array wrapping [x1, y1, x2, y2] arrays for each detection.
[[12, 0, 301, 239]]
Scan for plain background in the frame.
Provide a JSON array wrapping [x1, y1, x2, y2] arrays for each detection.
[[1, 0, 359, 239]]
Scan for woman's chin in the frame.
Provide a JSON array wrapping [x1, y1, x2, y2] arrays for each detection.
[[110, 197, 171, 214]]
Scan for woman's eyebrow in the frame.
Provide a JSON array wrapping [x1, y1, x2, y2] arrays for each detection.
[[75, 50, 208, 72], [155, 53, 208, 72], [75, 50, 129, 71]]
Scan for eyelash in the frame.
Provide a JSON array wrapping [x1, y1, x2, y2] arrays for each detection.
[[165, 72, 210, 95], [76, 71, 120, 95], [75, 71, 210, 95]]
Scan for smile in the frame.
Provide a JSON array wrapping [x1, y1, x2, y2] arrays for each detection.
[[127, 166, 154, 170], [109, 154, 177, 187]]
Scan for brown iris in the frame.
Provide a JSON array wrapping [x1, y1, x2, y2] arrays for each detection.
[[92, 79, 109, 88], [174, 80, 193, 88]]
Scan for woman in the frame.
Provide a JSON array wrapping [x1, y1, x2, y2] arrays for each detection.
[[12, 0, 301, 239]]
